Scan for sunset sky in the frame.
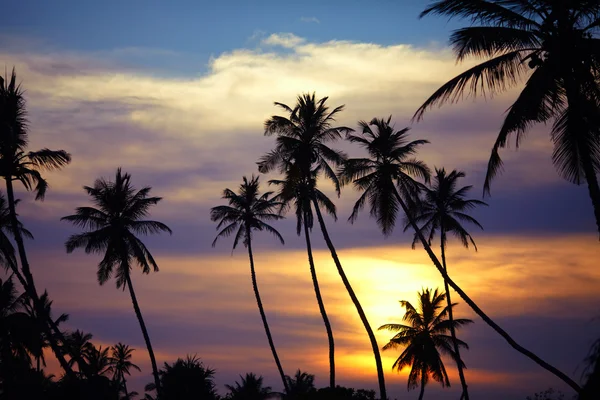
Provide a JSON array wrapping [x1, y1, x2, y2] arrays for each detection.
[[1, 1, 599, 399]]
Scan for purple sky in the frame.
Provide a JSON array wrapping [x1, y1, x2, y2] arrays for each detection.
[[1, 2, 599, 399]]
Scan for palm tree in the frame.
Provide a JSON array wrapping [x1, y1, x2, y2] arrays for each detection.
[[109, 343, 141, 400], [403, 168, 487, 399], [267, 163, 336, 390], [86, 345, 112, 378], [284, 369, 316, 400], [379, 288, 473, 400], [0, 68, 73, 375], [145, 355, 218, 400], [413, 1, 600, 238], [65, 329, 95, 376], [61, 168, 172, 396], [226, 373, 276, 400], [210, 175, 289, 393], [258, 93, 388, 400], [341, 116, 581, 392]]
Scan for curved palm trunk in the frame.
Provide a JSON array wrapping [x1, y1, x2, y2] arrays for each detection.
[[303, 211, 336, 389], [124, 274, 161, 398], [4, 178, 75, 378], [440, 230, 469, 400], [418, 371, 426, 400], [245, 227, 289, 393], [311, 199, 387, 400], [393, 188, 581, 393]]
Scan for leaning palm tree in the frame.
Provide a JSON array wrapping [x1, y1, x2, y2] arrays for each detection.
[[413, 1, 600, 238], [258, 93, 388, 399], [341, 116, 581, 392], [268, 163, 336, 390], [109, 343, 141, 400], [61, 168, 172, 396], [210, 175, 289, 393], [403, 168, 487, 399], [379, 288, 473, 400], [0, 68, 73, 375]]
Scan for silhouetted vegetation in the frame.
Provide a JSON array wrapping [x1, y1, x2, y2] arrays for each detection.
[[2, 1, 600, 397]]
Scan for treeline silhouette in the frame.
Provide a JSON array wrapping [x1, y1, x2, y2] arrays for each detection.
[[2, 1, 600, 399]]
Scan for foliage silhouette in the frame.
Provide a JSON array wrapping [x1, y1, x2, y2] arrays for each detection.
[[225, 372, 276, 400], [341, 115, 582, 392], [144, 355, 218, 400], [403, 167, 487, 399], [109, 343, 141, 400], [379, 288, 473, 400], [259, 93, 388, 400], [414, 0, 600, 238], [211, 175, 289, 392], [62, 168, 172, 396], [284, 369, 317, 400], [0, 67, 73, 376]]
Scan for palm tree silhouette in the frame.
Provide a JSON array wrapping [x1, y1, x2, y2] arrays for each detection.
[[145, 355, 218, 400], [379, 288, 473, 400], [109, 343, 141, 400], [65, 329, 95, 376], [403, 168, 487, 399], [414, 1, 600, 238], [267, 162, 336, 390], [284, 369, 316, 400], [259, 93, 388, 399], [210, 175, 289, 393], [61, 168, 172, 396], [226, 373, 276, 400], [341, 116, 581, 392], [0, 68, 73, 375]]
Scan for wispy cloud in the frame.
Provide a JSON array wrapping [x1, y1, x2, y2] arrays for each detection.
[[300, 16, 320, 24]]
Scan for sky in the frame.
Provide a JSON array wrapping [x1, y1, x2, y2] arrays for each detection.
[[1, 1, 599, 399]]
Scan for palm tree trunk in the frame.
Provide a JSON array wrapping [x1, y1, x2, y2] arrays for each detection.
[[123, 376, 130, 400], [393, 188, 581, 393], [36, 356, 41, 372], [303, 211, 336, 389], [124, 274, 161, 398], [418, 371, 426, 400], [311, 199, 387, 400], [4, 178, 75, 378], [245, 227, 289, 393], [440, 230, 469, 400]]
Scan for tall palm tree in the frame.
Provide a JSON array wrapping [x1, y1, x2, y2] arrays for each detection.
[[225, 373, 276, 400], [413, 0, 600, 238], [268, 163, 337, 390], [258, 93, 388, 400], [379, 288, 472, 400], [0, 68, 74, 375], [403, 168, 487, 399], [109, 343, 141, 400], [61, 168, 172, 396], [340, 116, 582, 392], [210, 175, 289, 393]]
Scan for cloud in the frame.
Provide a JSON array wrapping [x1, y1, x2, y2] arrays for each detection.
[[300, 16, 320, 24]]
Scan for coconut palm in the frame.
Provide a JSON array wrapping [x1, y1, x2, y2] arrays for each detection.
[[226, 373, 276, 400], [0, 68, 73, 375], [284, 369, 316, 400], [61, 168, 172, 395], [86, 346, 112, 378], [145, 355, 218, 400], [65, 330, 95, 376], [341, 116, 581, 392], [109, 343, 141, 400], [403, 168, 487, 399], [379, 288, 473, 400], [413, 0, 600, 238], [267, 163, 336, 390], [210, 175, 288, 392], [258, 93, 388, 399]]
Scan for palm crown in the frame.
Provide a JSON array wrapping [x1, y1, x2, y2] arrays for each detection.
[[0, 69, 71, 199], [109, 342, 141, 380], [339, 116, 431, 235], [405, 168, 487, 249], [210, 175, 284, 250], [61, 168, 172, 288], [414, 0, 600, 193], [258, 93, 352, 194], [379, 288, 473, 391]]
